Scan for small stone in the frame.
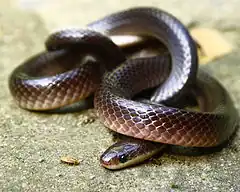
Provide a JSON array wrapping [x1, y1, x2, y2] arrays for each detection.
[[56, 173, 63, 177], [38, 158, 45, 163]]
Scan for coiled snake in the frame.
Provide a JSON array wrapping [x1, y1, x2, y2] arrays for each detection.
[[9, 7, 238, 169]]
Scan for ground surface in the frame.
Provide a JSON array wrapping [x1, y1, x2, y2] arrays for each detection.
[[0, 1, 240, 191]]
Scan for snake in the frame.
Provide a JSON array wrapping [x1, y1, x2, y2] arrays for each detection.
[[8, 7, 238, 170]]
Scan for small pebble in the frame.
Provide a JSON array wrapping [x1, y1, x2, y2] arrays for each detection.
[[38, 158, 45, 163], [90, 175, 96, 180]]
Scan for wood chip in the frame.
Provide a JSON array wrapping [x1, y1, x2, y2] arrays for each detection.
[[60, 156, 80, 165]]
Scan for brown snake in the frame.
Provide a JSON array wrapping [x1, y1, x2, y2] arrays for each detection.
[[9, 7, 238, 169]]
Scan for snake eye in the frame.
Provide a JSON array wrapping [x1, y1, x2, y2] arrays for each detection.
[[119, 154, 128, 163]]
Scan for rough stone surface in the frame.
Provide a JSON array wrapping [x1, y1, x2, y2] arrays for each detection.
[[1, 1, 240, 191]]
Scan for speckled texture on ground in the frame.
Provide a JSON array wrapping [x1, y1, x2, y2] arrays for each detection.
[[0, 1, 240, 192]]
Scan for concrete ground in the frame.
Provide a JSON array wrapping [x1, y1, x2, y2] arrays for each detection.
[[0, 0, 240, 191]]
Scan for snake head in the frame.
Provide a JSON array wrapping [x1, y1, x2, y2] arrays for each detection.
[[100, 139, 164, 170]]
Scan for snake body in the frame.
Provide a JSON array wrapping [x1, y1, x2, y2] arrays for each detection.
[[9, 7, 238, 169]]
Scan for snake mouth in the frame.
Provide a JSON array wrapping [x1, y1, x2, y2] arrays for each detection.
[[100, 151, 120, 169]]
